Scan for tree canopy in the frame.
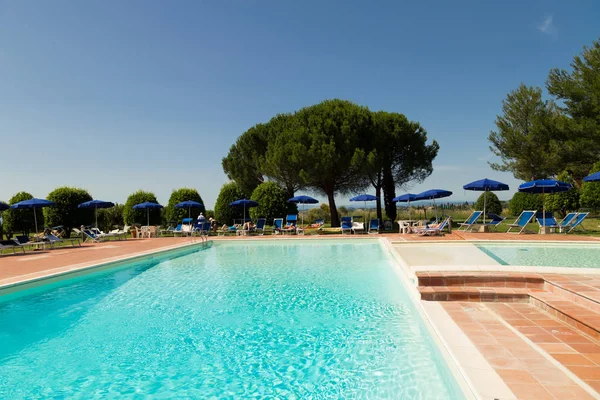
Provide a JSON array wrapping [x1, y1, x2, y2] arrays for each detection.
[[544, 171, 580, 218], [490, 37, 600, 182], [214, 182, 246, 226], [123, 190, 160, 225], [44, 187, 94, 237], [222, 99, 438, 226], [165, 188, 206, 223], [475, 192, 503, 216], [249, 182, 297, 223], [2, 192, 43, 237], [580, 161, 600, 210]]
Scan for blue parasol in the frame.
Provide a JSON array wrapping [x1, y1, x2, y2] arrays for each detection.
[[230, 199, 259, 223], [349, 194, 378, 222], [518, 179, 572, 232], [175, 200, 204, 221], [289, 195, 318, 227], [414, 189, 453, 221], [393, 193, 418, 220], [463, 179, 509, 223], [583, 172, 600, 182], [78, 200, 115, 228], [132, 202, 164, 226], [10, 198, 56, 237]]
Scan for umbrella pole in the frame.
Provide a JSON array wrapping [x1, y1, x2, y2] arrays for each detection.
[[34, 208, 38, 238], [408, 200, 411, 221], [483, 190, 487, 224], [95, 204, 98, 229], [543, 189, 546, 234], [434, 199, 438, 221]]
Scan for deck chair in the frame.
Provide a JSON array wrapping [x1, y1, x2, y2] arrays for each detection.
[[254, 218, 266, 235], [13, 235, 47, 249], [535, 211, 560, 233], [414, 217, 450, 236], [484, 213, 505, 231], [281, 215, 298, 235], [457, 211, 482, 231], [273, 218, 284, 234], [172, 224, 184, 236], [351, 216, 365, 234], [109, 225, 129, 240], [368, 219, 380, 234], [558, 212, 578, 233], [568, 212, 588, 233], [0, 239, 25, 255], [341, 217, 353, 234], [507, 210, 536, 234], [44, 233, 81, 248], [82, 229, 103, 243]]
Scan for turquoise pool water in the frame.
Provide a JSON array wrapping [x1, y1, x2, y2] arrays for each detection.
[[0, 240, 464, 398], [476, 242, 600, 268]]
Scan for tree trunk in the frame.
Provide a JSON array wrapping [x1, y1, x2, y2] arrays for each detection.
[[375, 185, 383, 221], [382, 167, 397, 221], [326, 190, 340, 227]]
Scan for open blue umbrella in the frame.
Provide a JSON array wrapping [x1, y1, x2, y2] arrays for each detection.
[[349, 194, 378, 222], [393, 193, 418, 220], [463, 179, 509, 223], [583, 172, 600, 182], [132, 202, 164, 227], [415, 189, 453, 221], [10, 198, 56, 237], [289, 195, 318, 227], [175, 200, 204, 221], [230, 199, 259, 223], [78, 200, 115, 229], [518, 179, 572, 232]]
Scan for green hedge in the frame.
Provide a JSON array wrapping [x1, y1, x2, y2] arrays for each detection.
[[214, 182, 246, 226], [2, 192, 43, 236], [45, 187, 94, 237], [249, 182, 297, 223], [474, 191, 503, 215], [165, 188, 205, 223], [123, 190, 161, 225]]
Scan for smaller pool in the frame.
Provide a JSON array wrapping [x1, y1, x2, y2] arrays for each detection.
[[475, 243, 600, 268]]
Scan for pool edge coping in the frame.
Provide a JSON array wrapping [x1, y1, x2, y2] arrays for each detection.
[[379, 238, 513, 400]]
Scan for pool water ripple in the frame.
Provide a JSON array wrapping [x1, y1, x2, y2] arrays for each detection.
[[0, 241, 463, 399]]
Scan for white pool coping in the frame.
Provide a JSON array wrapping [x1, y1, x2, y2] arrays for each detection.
[[379, 238, 515, 400]]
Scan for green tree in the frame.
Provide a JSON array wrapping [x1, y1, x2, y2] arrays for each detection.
[[44, 187, 94, 237], [543, 171, 580, 218], [488, 84, 562, 181], [249, 182, 297, 224], [307, 203, 329, 224], [580, 161, 600, 210], [0, 202, 8, 239], [205, 209, 215, 220], [123, 190, 160, 225], [222, 124, 268, 196], [508, 192, 544, 216], [214, 182, 246, 226], [282, 99, 372, 226], [547, 38, 600, 179], [165, 188, 206, 223], [363, 111, 439, 221], [97, 204, 125, 233], [474, 191, 503, 216], [2, 192, 44, 237]]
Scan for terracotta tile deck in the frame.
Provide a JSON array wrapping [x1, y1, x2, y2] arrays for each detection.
[[442, 302, 597, 399]]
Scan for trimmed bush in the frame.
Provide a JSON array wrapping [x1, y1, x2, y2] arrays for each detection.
[[165, 188, 205, 223], [123, 190, 161, 225], [508, 192, 544, 216], [97, 204, 125, 233], [2, 192, 44, 237], [474, 192, 502, 216], [214, 182, 246, 226], [249, 182, 297, 224], [44, 187, 94, 237], [581, 161, 600, 211], [544, 171, 580, 218]]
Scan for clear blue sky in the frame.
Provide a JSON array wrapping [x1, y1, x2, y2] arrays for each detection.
[[1, 0, 599, 209]]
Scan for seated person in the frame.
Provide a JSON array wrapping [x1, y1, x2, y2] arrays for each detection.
[[243, 221, 255, 231]]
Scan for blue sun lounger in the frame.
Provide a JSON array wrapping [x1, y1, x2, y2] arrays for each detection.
[[283, 215, 298, 234], [341, 216, 353, 234], [368, 219, 380, 234], [535, 211, 560, 233], [557, 212, 578, 233], [457, 211, 482, 231], [414, 217, 450, 236], [507, 210, 536, 234], [44, 233, 81, 248], [0, 240, 25, 255], [255, 218, 266, 235], [273, 218, 284, 234], [568, 212, 589, 233], [484, 213, 505, 231]]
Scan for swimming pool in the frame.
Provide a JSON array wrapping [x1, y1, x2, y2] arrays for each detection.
[[0, 240, 464, 398], [475, 242, 600, 268]]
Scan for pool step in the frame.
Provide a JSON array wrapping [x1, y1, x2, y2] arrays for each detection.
[[417, 272, 544, 289], [419, 286, 533, 302], [529, 292, 600, 342]]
